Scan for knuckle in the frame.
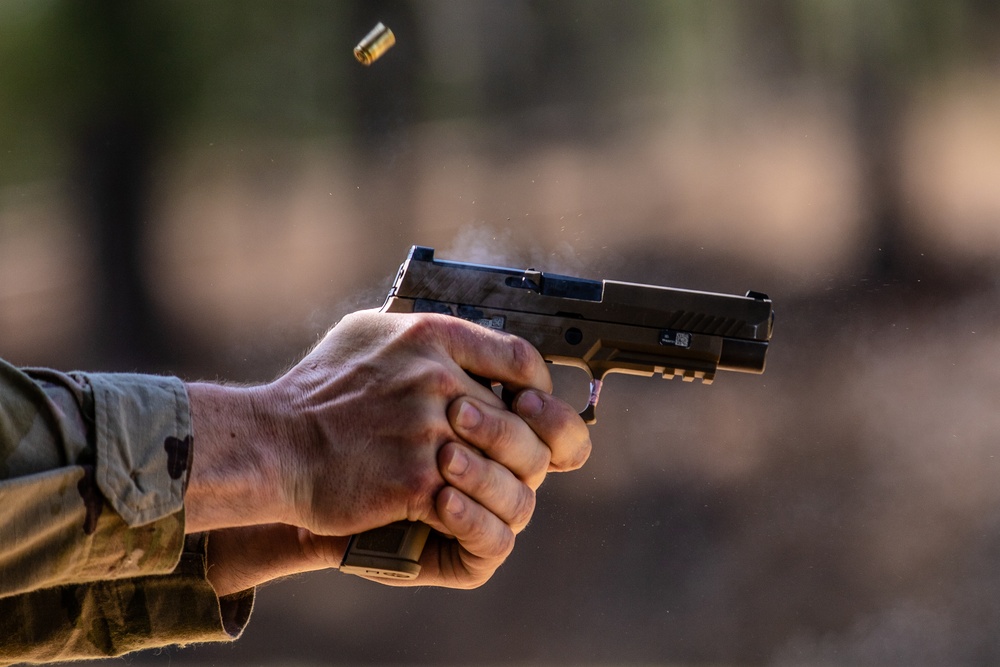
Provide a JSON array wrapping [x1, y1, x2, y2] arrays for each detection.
[[506, 335, 540, 383], [395, 314, 446, 356], [404, 420, 446, 452], [402, 312, 440, 339], [472, 522, 515, 563], [495, 527, 516, 560], [485, 410, 517, 448], [400, 462, 443, 504], [509, 487, 536, 530], [537, 404, 592, 472], [574, 439, 594, 468], [406, 312, 459, 349], [462, 404, 515, 452], [518, 438, 552, 481], [557, 437, 592, 472], [418, 360, 463, 397], [397, 358, 462, 403]]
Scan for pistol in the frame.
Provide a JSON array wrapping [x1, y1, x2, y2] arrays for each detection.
[[340, 245, 774, 579]]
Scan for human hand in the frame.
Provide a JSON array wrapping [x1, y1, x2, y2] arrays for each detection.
[[189, 312, 590, 587], [268, 309, 576, 537], [186, 310, 589, 539], [203, 385, 591, 595]]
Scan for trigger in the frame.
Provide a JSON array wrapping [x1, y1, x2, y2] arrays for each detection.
[[578, 378, 602, 425]]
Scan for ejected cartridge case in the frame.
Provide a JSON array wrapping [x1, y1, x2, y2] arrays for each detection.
[[354, 22, 395, 65]]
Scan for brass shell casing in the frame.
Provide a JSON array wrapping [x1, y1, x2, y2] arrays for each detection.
[[354, 22, 395, 66]]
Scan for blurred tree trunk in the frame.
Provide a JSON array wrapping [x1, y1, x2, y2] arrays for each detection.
[[77, 116, 165, 371], [852, 44, 909, 281], [64, 1, 172, 371]]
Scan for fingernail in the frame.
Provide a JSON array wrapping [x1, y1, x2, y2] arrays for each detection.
[[455, 400, 482, 430], [516, 390, 544, 418], [447, 446, 470, 476], [444, 491, 466, 516]]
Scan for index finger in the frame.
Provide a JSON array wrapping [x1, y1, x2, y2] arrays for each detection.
[[436, 315, 553, 393]]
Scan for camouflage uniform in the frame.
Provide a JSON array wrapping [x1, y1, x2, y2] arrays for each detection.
[[0, 359, 252, 664]]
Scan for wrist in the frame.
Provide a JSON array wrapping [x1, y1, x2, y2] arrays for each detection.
[[184, 381, 292, 532]]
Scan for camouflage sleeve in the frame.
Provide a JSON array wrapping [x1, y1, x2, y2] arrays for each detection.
[[0, 534, 253, 665], [0, 359, 253, 662]]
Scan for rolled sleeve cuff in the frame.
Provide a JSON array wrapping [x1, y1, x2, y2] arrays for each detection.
[[89, 373, 192, 527]]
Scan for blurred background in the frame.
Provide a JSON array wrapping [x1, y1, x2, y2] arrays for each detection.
[[2, 0, 1000, 665]]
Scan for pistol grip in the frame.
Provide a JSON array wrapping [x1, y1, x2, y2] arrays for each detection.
[[340, 521, 431, 579]]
